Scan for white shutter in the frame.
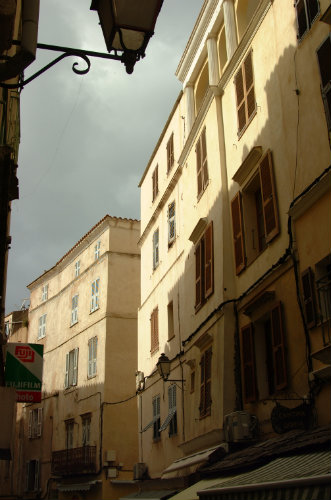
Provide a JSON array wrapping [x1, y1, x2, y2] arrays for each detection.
[[73, 348, 79, 385], [65, 353, 69, 388], [168, 202, 176, 244], [37, 408, 43, 437]]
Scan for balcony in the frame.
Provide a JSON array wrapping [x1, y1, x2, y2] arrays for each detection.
[[52, 446, 97, 475]]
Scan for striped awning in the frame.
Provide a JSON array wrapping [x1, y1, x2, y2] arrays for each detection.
[[57, 480, 100, 492], [197, 451, 331, 500]]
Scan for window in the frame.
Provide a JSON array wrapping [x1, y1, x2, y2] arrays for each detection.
[[5, 321, 10, 337], [160, 384, 177, 436], [152, 165, 158, 201], [235, 50, 256, 135], [295, 0, 319, 40], [28, 408, 43, 438], [301, 267, 317, 328], [196, 127, 209, 198], [90, 278, 100, 312], [200, 347, 212, 418], [168, 201, 176, 246], [231, 151, 279, 274], [167, 133, 174, 173], [240, 302, 287, 403], [195, 222, 214, 311], [94, 241, 101, 260], [26, 460, 39, 492], [75, 260, 80, 277], [152, 395, 161, 441], [316, 35, 331, 144], [153, 229, 159, 269], [71, 294, 78, 325], [167, 301, 174, 340], [81, 414, 91, 446], [65, 348, 79, 388], [315, 256, 331, 324], [41, 284, 48, 302], [38, 314, 46, 339], [150, 307, 159, 353], [65, 420, 74, 449], [88, 336, 98, 378]]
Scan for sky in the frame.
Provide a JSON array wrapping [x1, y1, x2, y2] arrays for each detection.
[[5, 0, 203, 313]]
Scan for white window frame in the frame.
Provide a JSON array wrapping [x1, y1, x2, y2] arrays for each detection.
[[65, 348, 79, 388], [75, 260, 80, 277], [153, 229, 159, 270], [90, 279, 100, 312], [168, 201, 176, 246], [94, 240, 101, 260], [65, 420, 74, 449], [71, 294, 79, 325], [41, 284, 48, 302], [28, 408, 43, 438], [38, 314, 46, 339], [88, 337, 98, 378]]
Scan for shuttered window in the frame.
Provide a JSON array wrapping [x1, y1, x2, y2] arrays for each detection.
[[65, 348, 79, 388], [317, 35, 331, 143], [259, 151, 279, 242], [150, 307, 159, 353], [26, 460, 39, 492], [271, 303, 287, 391], [240, 324, 257, 403], [200, 347, 212, 417], [88, 337, 98, 378], [168, 201, 176, 245], [152, 165, 158, 201], [235, 50, 256, 135], [71, 294, 78, 325], [153, 229, 159, 269], [167, 133, 174, 173], [196, 127, 209, 198], [152, 395, 161, 440], [301, 268, 317, 328], [38, 314, 47, 339], [28, 408, 43, 438], [231, 192, 246, 275], [295, 0, 320, 40], [90, 278, 100, 312], [195, 222, 214, 311]]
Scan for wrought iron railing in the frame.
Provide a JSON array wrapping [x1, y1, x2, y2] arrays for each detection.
[[51, 446, 97, 475]]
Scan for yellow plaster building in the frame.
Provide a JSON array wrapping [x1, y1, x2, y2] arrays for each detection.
[[136, 0, 331, 495]]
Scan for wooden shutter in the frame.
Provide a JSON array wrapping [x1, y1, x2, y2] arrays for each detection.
[[196, 136, 203, 197], [270, 303, 287, 390], [73, 348, 79, 386], [152, 165, 158, 200], [151, 308, 159, 352], [231, 192, 246, 274], [307, 0, 319, 24], [28, 410, 32, 438], [317, 36, 331, 136], [34, 460, 39, 491], [168, 202, 176, 244], [235, 65, 246, 132], [65, 352, 69, 388], [200, 347, 212, 416], [37, 408, 43, 437], [301, 268, 317, 328], [167, 134, 174, 173], [240, 324, 257, 403], [204, 222, 214, 299], [259, 151, 279, 243], [199, 353, 205, 416], [201, 128, 209, 191], [195, 240, 202, 309], [153, 229, 159, 269], [244, 51, 255, 120], [295, 0, 308, 39]]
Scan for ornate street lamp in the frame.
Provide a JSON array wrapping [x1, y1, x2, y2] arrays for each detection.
[[91, 0, 164, 74], [157, 353, 185, 382]]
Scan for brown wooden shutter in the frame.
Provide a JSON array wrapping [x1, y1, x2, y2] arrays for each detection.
[[151, 308, 159, 352], [295, 0, 308, 40], [204, 222, 214, 299], [231, 192, 246, 274], [259, 151, 279, 243], [240, 324, 257, 403], [167, 134, 174, 173], [195, 241, 202, 309], [201, 128, 209, 190], [244, 51, 255, 120], [152, 166, 158, 201], [317, 36, 331, 136], [270, 302, 287, 391], [204, 347, 212, 413], [301, 268, 316, 328], [199, 353, 205, 416], [235, 65, 246, 132], [196, 136, 203, 197]]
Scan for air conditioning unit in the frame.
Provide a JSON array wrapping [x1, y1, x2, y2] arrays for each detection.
[[224, 411, 258, 443], [133, 462, 147, 480], [135, 371, 145, 392], [105, 449, 116, 462], [107, 467, 118, 479]]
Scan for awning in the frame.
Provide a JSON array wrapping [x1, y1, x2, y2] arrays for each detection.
[[119, 489, 178, 500], [167, 477, 235, 500], [197, 451, 331, 499], [57, 480, 101, 492], [162, 444, 227, 479]]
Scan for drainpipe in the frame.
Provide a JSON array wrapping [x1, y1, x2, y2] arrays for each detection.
[[0, 0, 40, 82]]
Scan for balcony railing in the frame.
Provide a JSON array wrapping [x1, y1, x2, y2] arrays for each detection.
[[51, 446, 97, 475]]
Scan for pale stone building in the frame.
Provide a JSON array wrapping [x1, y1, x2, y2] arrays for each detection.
[[11, 215, 141, 499], [136, 0, 331, 498]]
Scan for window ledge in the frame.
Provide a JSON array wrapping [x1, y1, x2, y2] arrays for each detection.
[[70, 321, 78, 327], [89, 307, 99, 315]]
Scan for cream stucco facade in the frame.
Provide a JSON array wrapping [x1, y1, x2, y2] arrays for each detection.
[[137, 0, 331, 487]]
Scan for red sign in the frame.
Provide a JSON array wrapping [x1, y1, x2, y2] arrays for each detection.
[[15, 345, 35, 363]]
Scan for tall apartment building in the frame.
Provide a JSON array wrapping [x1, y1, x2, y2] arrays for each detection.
[[6, 215, 141, 499], [137, 0, 331, 497]]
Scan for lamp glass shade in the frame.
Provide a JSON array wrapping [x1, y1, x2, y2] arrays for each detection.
[[157, 353, 170, 380], [92, 0, 163, 52]]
